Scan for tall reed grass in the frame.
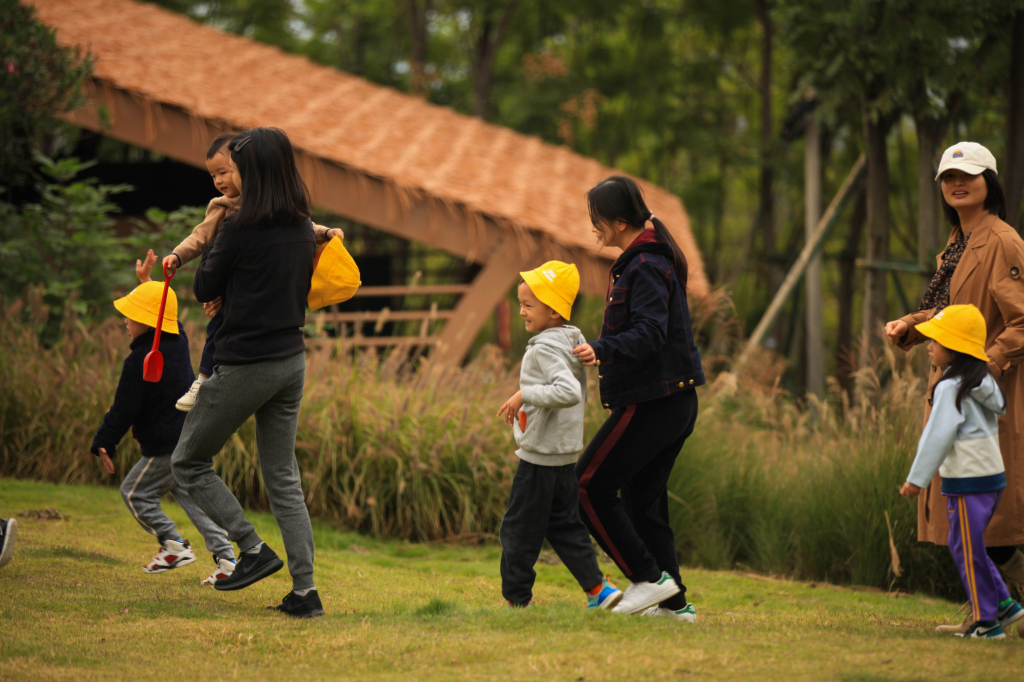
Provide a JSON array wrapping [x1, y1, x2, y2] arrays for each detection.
[[0, 293, 963, 596]]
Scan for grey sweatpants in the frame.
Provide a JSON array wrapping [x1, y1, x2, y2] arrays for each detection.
[[171, 352, 314, 591], [120, 455, 235, 561]]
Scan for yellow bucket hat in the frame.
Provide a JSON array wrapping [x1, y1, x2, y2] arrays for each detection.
[[308, 237, 362, 311], [113, 281, 179, 335], [914, 304, 989, 362], [520, 261, 579, 321]]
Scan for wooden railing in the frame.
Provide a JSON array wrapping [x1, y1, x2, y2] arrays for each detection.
[[306, 283, 470, 349]]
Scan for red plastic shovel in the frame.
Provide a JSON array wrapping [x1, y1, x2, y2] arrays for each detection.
[[142, 262, 174, 383]]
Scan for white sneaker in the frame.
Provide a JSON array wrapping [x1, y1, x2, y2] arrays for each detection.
[[641, 603, 697, 623], [201, 557, 237, 587], [176, 379, 204, 412], [611, 572, 681, 615], [142, 539, 196, 573]]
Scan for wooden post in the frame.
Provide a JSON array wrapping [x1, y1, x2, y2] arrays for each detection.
[[433, 240, 535, 365], [735, 154, 866, 371], [804, 113, 824, 398]]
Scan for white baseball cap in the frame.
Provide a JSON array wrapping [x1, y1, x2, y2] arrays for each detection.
[[935, 141, 998, 180]]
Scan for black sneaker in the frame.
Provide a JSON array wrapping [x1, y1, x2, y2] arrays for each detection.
[[0, 518, 17, 568], [214, 543, 283, 591], [267, 590, 325, 618]]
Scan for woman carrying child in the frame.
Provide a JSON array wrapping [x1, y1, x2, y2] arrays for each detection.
[[572, 176, 704, 620], [170, 127, 322, 618], [885, 142, 1024, 632]]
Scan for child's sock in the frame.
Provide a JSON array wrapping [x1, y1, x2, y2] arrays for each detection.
[[293, 586, 316, 597], [244, 542, 264, 555], [197, 374, 209, 383], [1000, 597, 1016, 609], [585, 582, 603, 597]]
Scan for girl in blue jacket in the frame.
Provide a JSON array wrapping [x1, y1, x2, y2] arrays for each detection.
[[901, 304, 1024, 638], [573, 176, 704, 621]]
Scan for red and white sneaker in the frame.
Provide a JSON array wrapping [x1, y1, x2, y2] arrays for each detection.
[[201, 557, 237, 587], [142, 539, 196, 574]]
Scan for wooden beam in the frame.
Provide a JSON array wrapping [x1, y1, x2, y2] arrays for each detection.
[[735, 154, 866, 372], [307, 336, 437, 347], [433, 239, 536, 365], [312, 310, 455, 323], [352, 284, 470, 297]]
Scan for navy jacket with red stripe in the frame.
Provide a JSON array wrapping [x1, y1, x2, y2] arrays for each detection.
[[589, 238, 705, 408]]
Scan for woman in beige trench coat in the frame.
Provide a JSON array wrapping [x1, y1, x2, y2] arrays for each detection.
[[886, 142, 1024, 629]]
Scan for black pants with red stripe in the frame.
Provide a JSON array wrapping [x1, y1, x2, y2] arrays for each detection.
[[576, 389, 698, 610]]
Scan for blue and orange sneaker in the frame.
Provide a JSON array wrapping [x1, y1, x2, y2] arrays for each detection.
[[587, 576, 623, 610]]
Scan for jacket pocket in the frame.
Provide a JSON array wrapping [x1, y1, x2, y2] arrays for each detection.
[[603, 286, 629, 330]]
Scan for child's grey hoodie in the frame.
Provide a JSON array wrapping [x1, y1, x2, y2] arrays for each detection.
[[513, 325, 587, 466]]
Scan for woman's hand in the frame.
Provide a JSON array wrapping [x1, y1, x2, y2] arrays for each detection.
[[884, 320, 908, 345], [203, 297, 222, 319], [497, 390, 524, 425], [162, 254, 181, 277], [98, 448, 115, 475], [573, 343, 597, 366], [899, 482, 921, 498], [135, 250, 157, 283], [326, 228, 345, 242]]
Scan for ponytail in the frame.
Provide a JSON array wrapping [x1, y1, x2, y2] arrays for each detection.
[[586, 175, 689, 289]]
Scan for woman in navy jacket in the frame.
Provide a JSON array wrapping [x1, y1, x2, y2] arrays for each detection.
[[573, 176, 704, 620]]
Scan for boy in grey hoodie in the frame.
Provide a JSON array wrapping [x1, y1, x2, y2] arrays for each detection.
[[497, 261, 622, 610]]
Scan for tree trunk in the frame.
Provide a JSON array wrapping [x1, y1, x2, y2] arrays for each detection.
[[915, 115, 948, 298], [405, 0, 431, 97], [837, 186, 867, 394], [804, 113, 824, 399], [859, 110, 892, 366], [753, 0, 778, 347], [472, 0, 520, 119], [1006, 11, 1024, 231]]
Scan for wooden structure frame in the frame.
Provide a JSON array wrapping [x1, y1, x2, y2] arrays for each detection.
[[34, 0, 707, 363]]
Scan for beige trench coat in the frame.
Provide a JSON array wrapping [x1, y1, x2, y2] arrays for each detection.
[[897, 217, 1024, 546]]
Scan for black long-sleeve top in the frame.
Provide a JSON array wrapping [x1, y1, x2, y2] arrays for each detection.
[[91, 323, 194, 458], [194, 214, 315, 366]]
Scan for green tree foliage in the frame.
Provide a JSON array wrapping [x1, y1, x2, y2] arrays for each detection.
[[0, 0, 92, 188]]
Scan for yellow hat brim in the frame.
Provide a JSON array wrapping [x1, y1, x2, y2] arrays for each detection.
[[520, 269, 572, 320], [914, 319, 989, 362], [308, 238, 362, 311], [113, 292, 179, 335]]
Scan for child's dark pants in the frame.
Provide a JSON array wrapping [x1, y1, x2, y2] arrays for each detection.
[[576, 389, 698, 610], [500, 461, 604, 607], [198, 312, 222, 377]]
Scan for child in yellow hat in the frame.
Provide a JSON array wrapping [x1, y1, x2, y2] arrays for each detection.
[[91, 281, 237, 585], [496, 260, 622, 610], [900, 304, 1023, 639]]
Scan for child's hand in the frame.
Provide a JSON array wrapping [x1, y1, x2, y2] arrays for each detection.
[[497, 390, 524, 425], [326, 228, 345, 242], [573, 343, 597, 366], [899, 482, 921, 498], [204, 297, 222, 319], [98, 448, 115, 475], [162, 254, 181, 277], [884, 320, 908, 345], [135, 250, 157, 283]]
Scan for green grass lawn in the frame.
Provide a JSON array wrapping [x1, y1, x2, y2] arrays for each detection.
[[1, 478, 1020, 681]]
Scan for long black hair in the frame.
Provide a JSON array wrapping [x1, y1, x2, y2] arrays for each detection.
[[229, 127, 311, 230], [586, 175, 688, 288], [934, 349, 1004, 414], [940, 169, 1006, 226]]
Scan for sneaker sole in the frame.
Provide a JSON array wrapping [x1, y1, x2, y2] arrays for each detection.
[[0, 518, 17, 568], [272, 608, 325, 619], [215, 557, 284, 591], [613, 582, 681, 615], [142, 555, 197, 574], [175, 402, 194, 412]]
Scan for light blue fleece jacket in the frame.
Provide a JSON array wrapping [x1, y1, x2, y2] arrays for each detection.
[[906, 372, 1007, 495], [512, 325, 587, 466]]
